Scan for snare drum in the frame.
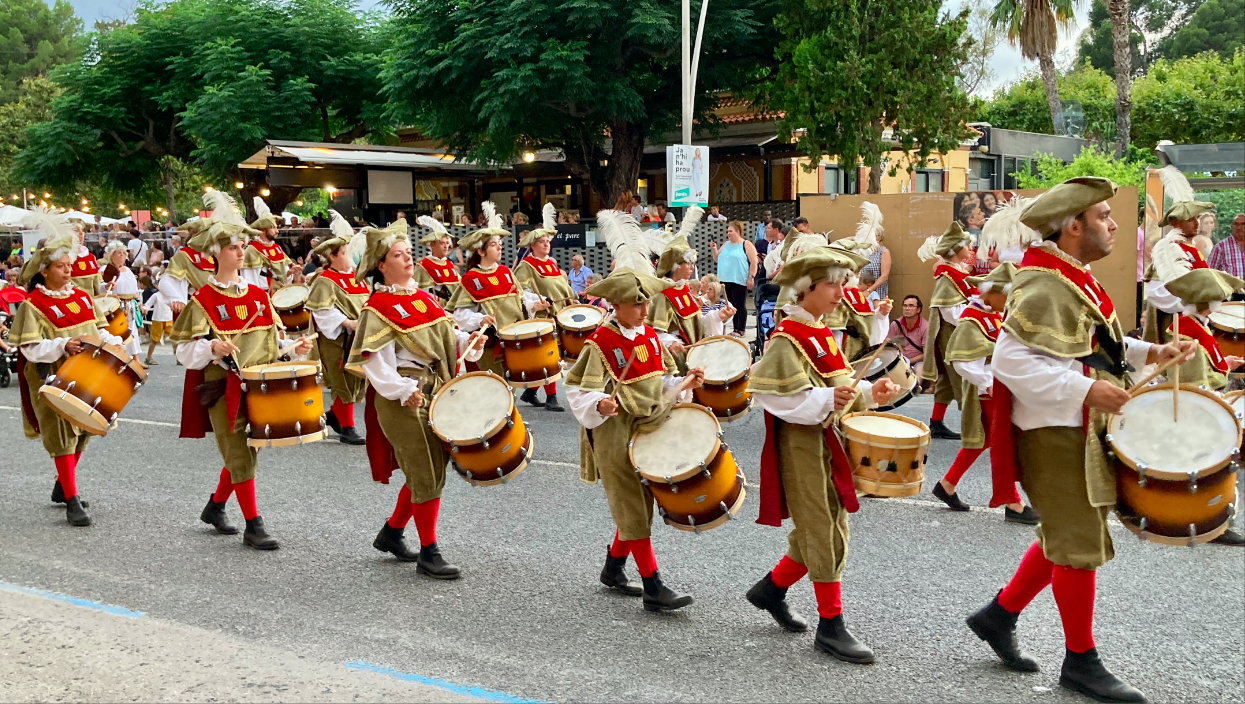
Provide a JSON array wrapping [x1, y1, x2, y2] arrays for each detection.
[[839, 412, 930, 497], [498, 319, 561, 388], [240, 361, 326, 447], [94, 296, 129, 341], [555, 304, 604, 360], [429, 371, 532, 486], [1209, 302, 1245, 358], [850, 345, 918, 412], [38, 336, 147, 436], [629, 404, 746, 532], [1108, 384, 1240, 545], [685, 335, 752, 421], [272, 284, 311, 332]]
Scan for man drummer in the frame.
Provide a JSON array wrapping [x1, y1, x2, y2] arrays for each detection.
[[69, 221, 104, 295], [345, 222, 485, 578], [242, 195, 290, 292], [1142, 201, 1216, 346], [564, 210, 705, 613], [412, 215, 461, 307], [931, 262, 1036, 523], [918, 222, 978, 439], [306, 211, 371, 445], [10, 209, 130, 527], [513, 203, 576, 411], [170, 222, 314, 551], [965, 177, 1193, 703], [648, 205, 734, 370]]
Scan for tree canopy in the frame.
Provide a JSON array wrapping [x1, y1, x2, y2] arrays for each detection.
[[0, 0, 81, 105], [1163, 0, 1244, 60]]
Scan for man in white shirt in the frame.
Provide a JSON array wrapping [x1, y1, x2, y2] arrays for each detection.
[[964, 177, 1191, 704], [705, 205, 727, 222], [126, 231, 148, 270]]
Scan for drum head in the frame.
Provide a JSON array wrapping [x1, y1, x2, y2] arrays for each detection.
[[39, 386, 107, 434], [430, 373, 514, 442], [272, 284, 309, 309], [556, 305, 604, 330], [499, 319, 555, 339], [630, 405, 721, 482], [94, 296, 120, 315], [240, 361, 320, 380], [686, 337, 751, 384], [852, 346, 901, 380], [842, 413, 927, 439], [1108, 387, 1238, 478], [1209, 302, 1245, 332]]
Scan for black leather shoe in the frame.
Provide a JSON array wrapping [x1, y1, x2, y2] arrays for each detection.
[[1005, 505, 1040, 525], [930, 419, 961, 440], [745, 573, 808, 632], [1060, 648, 1147, 703], [65, 496, 91, 527], [544, 397, 565, 412], [814, 615, 875, 664], [966, 594, 1040, 672], [1212, 528, 1245, 546], [200, 495, 239, 535], [933, 482, 970, 511], [520, 388, 541, 407], [373, 523, 420, 561], [417, 542, 461, 580], [338, 425, 366, 445], [641, 570, 693, 612], [325, 410, 342, 435], [243, 516, 280, 550], [599, 550, 642, 596], [51, 480, 88, 508]]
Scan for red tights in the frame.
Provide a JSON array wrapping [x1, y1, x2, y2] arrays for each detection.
[[998, 541, 1096, 652], [543, 382, 557, 398], [768, 555, 842, 618], [931, 401, 948, 422], [331, 399, 355, 428], [386, 486, 440, 546], [54, 454, 77, 499], [608, 530, 657, 577], [211, 468, 257, 520]]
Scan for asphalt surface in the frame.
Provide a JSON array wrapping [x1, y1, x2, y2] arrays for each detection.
[[2, 345, 1243, 703]]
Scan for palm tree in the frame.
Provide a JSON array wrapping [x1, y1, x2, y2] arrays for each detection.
[[1106, 0, 1131, 157], [990, 0, 1080, 135]]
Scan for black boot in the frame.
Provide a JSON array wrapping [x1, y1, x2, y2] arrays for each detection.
[[641, 571, 693, 612], [1005, 505, 1040, 525], [599, 550, 642, 596], [1211, 528, 1245, 546], [373, 524, 419, 561], [64, 496, 91, 527], [242, 516, 280, 550], [325, 410, 342, 434], [929, 419, 961, 440], [520, 388, 541, 407], [416, 542, 461, 580], [200, 495, 239, 535], [745, 573, 808, 632], [965, 594, 1040, 672], [544, 397, 565, 412], [51, 480, 88, 508], [338, 425, 366, 445], [932, 482, 970, 511], [814, 615, 875, 664], [1059, 648, 1147, 703]]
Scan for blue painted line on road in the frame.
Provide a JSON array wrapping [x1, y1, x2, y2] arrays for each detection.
[[344, 660, 545, 703], [0, 579, 146, 618]]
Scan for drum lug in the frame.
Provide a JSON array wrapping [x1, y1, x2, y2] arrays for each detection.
[[261, 382, 268, 394], [450, 444, 459, 453], [515, 339, 521, 349], [466, 469, 475, 482], [505, 417, 514, 430], [65, 380, 76, 392], [315, 373, 323, 386], [480, 435, 490, 449], [719, 501, 732, 519], [666, 475, 677, 493], [264, 424, 271, 438], [292, 378, 298, 391], [91, 347, 100, 359], [295, 421, 302, 435], [689, 515, 699, 534], [1187, 471, 1198, 493], [109, 412, 118, 423], [639, 477, 649, 486], [91, 396, 101, 409], [1187, 523, 1198, 548], [1137, 516, 1148, 541], [702, 466, 711, 479], [520, 370, 527, 382], [246, 423, 252, 435], [47, 374, 56, 384], [319, 415, 326, 430], [1137, 463, 1148, 488]]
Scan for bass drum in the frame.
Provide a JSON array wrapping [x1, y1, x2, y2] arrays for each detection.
[[685, 335, 752, 422], [39, 336, 147, 436], [240, 362, 327, 447], [850, 344, 917, 411], [429, 371, 532, 486], [498, 319, 562, 388]]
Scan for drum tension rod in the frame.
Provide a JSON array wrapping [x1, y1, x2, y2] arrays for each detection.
[[719, 501, 733, 520], [666, 475, 677, 493], [1187, 523, 1198, 548], [479, 434, 490, 450], [1137, 517, 1148, 541], [1187, 471, 1198, 494], [1137, 463, 1148, 488]]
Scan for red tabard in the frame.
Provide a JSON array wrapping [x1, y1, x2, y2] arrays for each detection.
[[319, 268, 370, 296], [72, 252, 99, 277], [179, 246, 216, 272], [522, 256, 563, 278], [843, 287, 873, 314], [660, 285, 702, 319], [248, 239, 287, 263], [25, 287, 98, 330], [769, 319, 851, 377], [584, 323, 666, 382], [363, 289, 449, 332], [959, 303, 1003, 342], [461, 266, 518, 303], [1020, 245, 1115, 321], [1176, 241, 1209, 270], [193, 284, 275, 333], [1170, 315, 1228, 373], [417, 257, 460, 285], [934, 264, 977, 300]]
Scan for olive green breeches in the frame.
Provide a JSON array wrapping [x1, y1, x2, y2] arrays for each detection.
[[779, 421, 849, 583], [24, 361, 90, 458], [1018, 427, 1114, 570], [372, 369, 448, 503]]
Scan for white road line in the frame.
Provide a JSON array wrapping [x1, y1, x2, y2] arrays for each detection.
[[0, 406, 179, 428]]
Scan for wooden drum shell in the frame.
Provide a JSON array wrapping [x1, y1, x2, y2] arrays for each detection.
[[692, 375, 752, 422], [558, 328, 594, 360], [646, 447, 746, 532], [1210, 303, 1245, 358], [38, 338, 147, 436], [277, 306, 311, 333], [1115, 463, 1237, 545], [499, 324, 562, 389], [840, 412, 930, 497], [241, 363, 326, 448], [446, 407, 533, 486]]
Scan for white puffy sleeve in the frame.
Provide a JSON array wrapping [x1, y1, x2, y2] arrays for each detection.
[[360, 342, 421, 404]]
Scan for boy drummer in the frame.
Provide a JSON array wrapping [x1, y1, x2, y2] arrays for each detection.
[[242, 195, 290, 292], [918, 222, 978, 439], [513, 203, 575, 411]]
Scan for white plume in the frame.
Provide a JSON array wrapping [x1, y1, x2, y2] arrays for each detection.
[[1151, 231, 1195, 284], [542, 202, 557, 230], [977, 195, 1038, 262], [346, 225, 370, 269], [596, 209, 653, 274], [417, 215, 448, 235], [787, 233, 828, 260], [1158, 164, 1194, 204], [854, 201, 882, 255], [203, 190, 245, 227], [252, 196, 273, 219], [21, 205, 74, 243], [481, 200, 503, 230], [917, 235, 941, 263], [328, 209, 353, 243], [677, 205, 704, 241]]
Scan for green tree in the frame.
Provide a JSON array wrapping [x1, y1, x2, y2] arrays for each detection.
[[990, 0, 1082, 135], [1077, 1, 1142, 76], [760, 0, 972, 194], [0, 0, 82, 104], [1162, 0, 1244, 60], [1130, 49, 1245, 147], [0, 76, 60, 194], [959, 0, 1008, 96], [1013, 145, 1154, 210], [383, 0, 774, 206]]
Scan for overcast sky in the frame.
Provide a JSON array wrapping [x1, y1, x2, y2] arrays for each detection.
[[67, 0, 1089, 95]]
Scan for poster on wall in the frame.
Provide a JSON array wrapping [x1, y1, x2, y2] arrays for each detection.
[[951, 191, 1018, 274], [667, 145, 709, 208]]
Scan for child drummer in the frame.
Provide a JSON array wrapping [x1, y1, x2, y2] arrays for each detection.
[[745, 245, 900, 664], [170, 222, 314, 551], [514, 203, 576, 411], [306, 211, 371, 445], [564, 210, 705, 613], [344, 224, 485, 579], [412, 215, 461, 308], [917, 222, 978, 440], [9, 209, 131, 527], [648, 205, 734, 369]]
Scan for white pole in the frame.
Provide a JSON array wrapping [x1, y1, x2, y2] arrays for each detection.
[[690, 0, 710, 99], [682, 0, 691, 146]]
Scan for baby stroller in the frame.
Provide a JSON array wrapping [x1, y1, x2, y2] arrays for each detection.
[[752, 282, 780, 360], [0, 287, 24, 388]]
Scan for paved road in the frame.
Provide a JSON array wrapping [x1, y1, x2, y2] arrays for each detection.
[[2, 347, 1242, 703]]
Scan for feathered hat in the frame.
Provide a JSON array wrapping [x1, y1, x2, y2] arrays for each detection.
[[1163, 200, 1215, 226], [186, 222, 256, 257], [313, 210, 356, 257], [976, 195, 1037, 264], [854, 202, 883, 255], [1151, 228, 1244, 308], [250, 196, 281, 230], [918, 221, 973, 263], [518, 203, 559, 248], [655, 205, 703, 277], [203, 190, 247, 228], [19, 206, 77, 285], [772, 245, 863, 298], [353, 219, 409, 284], [416, 215, 452, 246], [1019, 176, 1116, 238], [457, 201, 508, 252], [583, 209, 665, 305], [177, 217, 215, 237], [968, 262, 1018, 295]]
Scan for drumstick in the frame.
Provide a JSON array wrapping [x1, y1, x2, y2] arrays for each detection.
[[850, 343, 888, 390], [1173, 313, 1181, 422], [277, 333, 317, 358], [1127, 355, 1184, 397], [220, 307, 265, 369], [609, 351, 639, 402], [455, 324, 491, 367]]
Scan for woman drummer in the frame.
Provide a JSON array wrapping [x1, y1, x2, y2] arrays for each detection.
[[170, 222, 314, 551], [100, 240, 144, 360], [648, 206, 734, 370], [746, 245, 899, 664], [513, 203, 575, 411], [344, 224, 485, 579], [9, 209, 129, 527], [306, 211, 371, 445], [413, 215, 461, 308], [446, 201, 543, 377]]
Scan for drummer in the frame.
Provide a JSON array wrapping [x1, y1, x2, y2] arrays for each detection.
[[9, 209, 130, 527], [306, 211, 371, 446], [170, 222, 314, 551], [158, 218, 221, 325], [824, 240, 892, 360], [930, 263, 1036, 523], [344, 223, 485, 579], [513, 203, 577, 411], [412, 215, 461, 307], [69, 221, 104, 295], [745, 245, 900, 664], [446, 201, 543, 377], [965, 178, 1192, 703], [100, 240, 145, 360], [564, 209, 704, 613], [917, 222, 978, 440], [1142, 201, 1215, 345], [648, 205, 734, 370], [242, 195, 290, 292]]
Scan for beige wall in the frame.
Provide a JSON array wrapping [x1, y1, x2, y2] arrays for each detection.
[[799, 187, 1140, 328], [793, 149, 972, 196]]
